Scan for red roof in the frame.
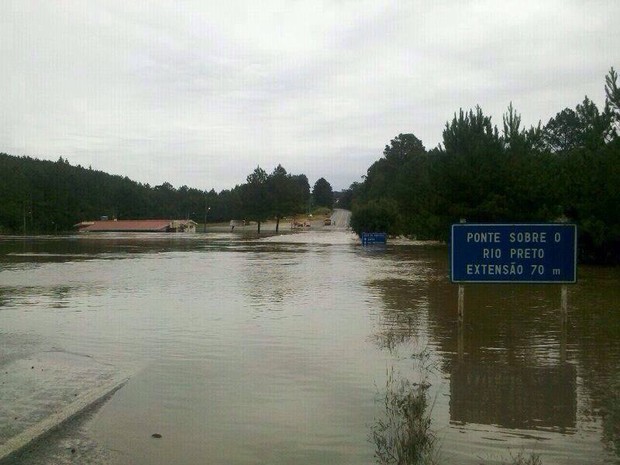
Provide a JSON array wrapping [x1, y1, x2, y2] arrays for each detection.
[[78, 220, 172, 232]]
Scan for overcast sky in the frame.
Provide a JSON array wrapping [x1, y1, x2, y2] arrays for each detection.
[[2, 1, 619, 191]]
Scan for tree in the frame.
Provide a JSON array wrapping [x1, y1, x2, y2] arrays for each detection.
[[325, 68, 620, 262], [442, 106, 501, 155], [543, 96, 610, 152], [241, 166, 270, 234], [350, 198, 401, 236], [218, 188, 243, 222], [291, 174, 311, 211], [576, 96, 610, 150], [502, 102, 527, 153], [361, 134, 426, 202], [542, 108, 582, 152], [438, 106, 508, 224], [267, 165, 299, 232], [605, 67, 620, 139], [312, 177, 333, 209], [334, 183, 360, 210]]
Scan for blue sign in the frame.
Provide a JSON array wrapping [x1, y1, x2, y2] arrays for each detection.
[[361, 232, 387, 245], [451, 224, 577, 283]]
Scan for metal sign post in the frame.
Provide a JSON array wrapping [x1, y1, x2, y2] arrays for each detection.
[[457, 284, 464, 360], [560, 284, 568, 363], [457, 285, 465, 323], [561, 285, 568, 321], [451, 223, 577, 360]]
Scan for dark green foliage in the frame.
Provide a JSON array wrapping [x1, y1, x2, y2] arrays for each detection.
[[350, 198, 401, 236], [312, 177, 334, 209], [240, 166, 271, 232], [542, 108, 583, 153], [353, 134, 441, 239], [437, 107, 508, 226], [555, 139, 620, 263], [335, 182, 361, 210], [361, 134, 427, 205], [268, 166, 308, 219], [292, 174, 311, 209], [0, 155, 309, 235], [240, 165, 311, 233], [348, 67, 620, 263], [0, 153, 245, 233], [542, 97, 611, 153]]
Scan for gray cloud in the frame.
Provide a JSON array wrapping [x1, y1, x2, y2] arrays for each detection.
[[2, 0, 619, 191]]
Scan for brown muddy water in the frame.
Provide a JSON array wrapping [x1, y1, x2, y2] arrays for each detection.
[[0, 232, 618, 464]]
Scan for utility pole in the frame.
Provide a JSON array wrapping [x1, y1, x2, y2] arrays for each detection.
[[204, 200, 210, 233]]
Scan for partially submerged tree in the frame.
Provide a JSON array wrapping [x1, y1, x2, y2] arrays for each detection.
[[241, 166, 270, 234], [350, 198, 401, 236], [239, 165, 311, 234], [312, 177, 334, 209], [267, 165, 308, 232]]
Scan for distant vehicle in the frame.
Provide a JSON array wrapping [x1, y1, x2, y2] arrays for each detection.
[[291, 218, 311, 229], [324, 218, 332, 226]]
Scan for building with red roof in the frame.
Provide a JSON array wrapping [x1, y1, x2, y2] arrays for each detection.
[[75, 219, 197, 233]]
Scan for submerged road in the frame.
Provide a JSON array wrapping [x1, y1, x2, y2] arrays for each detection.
[[330, 208, 351, 229]]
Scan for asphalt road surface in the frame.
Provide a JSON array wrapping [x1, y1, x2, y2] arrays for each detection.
[[329, 209, 351, 229]]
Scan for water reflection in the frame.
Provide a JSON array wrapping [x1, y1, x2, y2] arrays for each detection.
[[450, 362, 576, 430], [0, 233, 231, 266], [368, 245, 620, 462], [602, 375, 620, 457], [49, 286, 72, 309], [242, 249, 306, 307], [1, 236, 618, 464], [370, 358, 439, 465]]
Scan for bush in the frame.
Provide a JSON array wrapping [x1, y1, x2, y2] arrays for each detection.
[[311, 206, 332, 217], [370, 351, 439, 465], [350, 199, 401, 236]]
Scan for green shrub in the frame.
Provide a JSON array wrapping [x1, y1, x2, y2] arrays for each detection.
[[350, 199, 401, 236]]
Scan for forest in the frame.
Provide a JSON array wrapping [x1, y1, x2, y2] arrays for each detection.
[[0, 154, 334, 236], [1, 68, 618, 263], [346, 68, 620, 264]]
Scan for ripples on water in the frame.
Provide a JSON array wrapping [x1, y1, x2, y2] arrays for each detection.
[[0, 233, 618, 464]]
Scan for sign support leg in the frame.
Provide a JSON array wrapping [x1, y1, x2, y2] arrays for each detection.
[[560, 285, 568, 363], [458, 284, 464, 323], [560, 285, 568, 321], [457, 285, 464, 359]]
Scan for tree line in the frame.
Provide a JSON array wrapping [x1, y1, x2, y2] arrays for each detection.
[[346, 67, 620, 264], [0, 154, 334, 235], [2, 68, 618, 263]]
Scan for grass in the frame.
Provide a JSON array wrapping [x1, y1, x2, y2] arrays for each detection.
[[601, 373, 620, 457], [370, 349, 544, 465], [502, 451, 543, 465], [310, 206, 332, 217], [370, 351, 439, 465]]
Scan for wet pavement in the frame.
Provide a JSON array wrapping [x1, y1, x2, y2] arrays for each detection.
[[0, 337, 125, 464]]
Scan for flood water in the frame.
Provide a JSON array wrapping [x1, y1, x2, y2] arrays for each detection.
[[0, 232, 618, 464]]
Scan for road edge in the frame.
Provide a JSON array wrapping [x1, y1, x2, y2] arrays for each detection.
[[0, 377, 129, 464]]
